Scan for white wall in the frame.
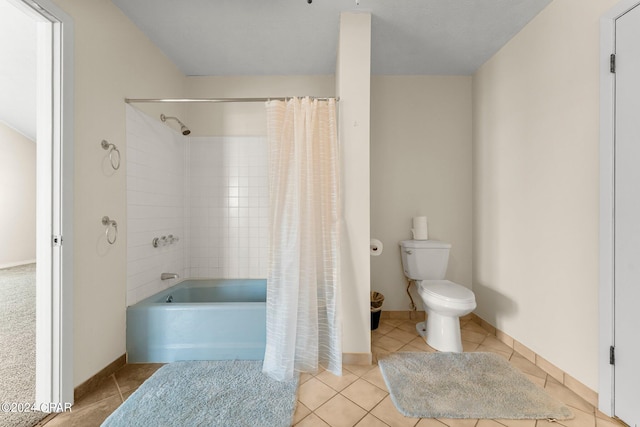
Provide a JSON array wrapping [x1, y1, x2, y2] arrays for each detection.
[[126, 106, 185, 305], [52, 0, 186, 386], [0, 121, 36, 268], [370, 76, 473, 310], [473, 0, 619, 390]]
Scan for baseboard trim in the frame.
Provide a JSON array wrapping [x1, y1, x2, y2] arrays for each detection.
[[381, 310, 426, 321], [471, 313, 598, 407], [0, 259, 36, 269], [343, 352, 372, 365], [74, 354, 126, 402]]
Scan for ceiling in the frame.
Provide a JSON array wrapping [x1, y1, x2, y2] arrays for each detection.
[[111, 0, 553, 76], [0, 0, 553, 140]]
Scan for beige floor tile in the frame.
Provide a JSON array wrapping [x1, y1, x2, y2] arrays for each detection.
[[294, 402, 313, 424], [315, 394, 368, 427], [373, 330, 388, 341], [341, 378, 388, 411], [475, 420, 508, 427], [386, 328, 421, 345], [70, 376, 121, 413], [113, 363, 163, 393], [316, 369, 359, 392], [461, 321, 491, 336], [408, 336, 437, 352], [494, 418, 537, 427], [372, 345, 393, 364], [376, 335, 407, 352], [298, 377, 338, 410], [355, 413, 391, 427], [399, 343, 431, 353], [556, 405, 596, 427], [415, 419, 447, 426], [461, 340, 480, 352], [436, 419, 479, 427], [522, 373, 546, 388], [362, 366, 389, 392], [480, 335, 514, 353], [301, 372, 315, 384], [370, 396, 419, 427], [509, 353, 547, 380], [43, 394, 123, 427], [396, 321, 422, 335], [461, 328, 488, 344], [344, 363, 377, 377], [543, 380, 593, 414], [595, 417, 627, 427], [296, 413, 332, 427], [375, 323, 396, 335], [475, 344, 512, 360], [384, 319, 406, 327]]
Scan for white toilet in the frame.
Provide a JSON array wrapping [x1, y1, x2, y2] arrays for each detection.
[[400, 239, 476, 352]]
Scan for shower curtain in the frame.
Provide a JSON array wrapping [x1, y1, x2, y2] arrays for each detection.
[[262, 97, 342, 381]]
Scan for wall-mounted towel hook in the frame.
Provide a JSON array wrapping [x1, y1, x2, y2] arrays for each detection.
[[102, 216, 118, 245], [101, 140, 121, 170]]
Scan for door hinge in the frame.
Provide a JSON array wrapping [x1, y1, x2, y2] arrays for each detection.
[[609, 345, 615, 365], [610, 54, 616, 73], [52, 235, 63, 247]]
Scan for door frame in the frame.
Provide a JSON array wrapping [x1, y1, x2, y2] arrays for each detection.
[[9, 0, 75, 405], [599, 0, 640, 417]]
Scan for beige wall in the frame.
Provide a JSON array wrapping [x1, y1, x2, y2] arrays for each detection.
[[184, 76, 335, 136], [0, 122, 36, 268], [53, 0, 186, 386], [370, 76, 473, 311], [337, 12, 372, 357], [473, 0, 619, 390]]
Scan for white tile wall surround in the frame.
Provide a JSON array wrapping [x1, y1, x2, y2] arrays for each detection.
[[126, 106, 268, 305], [187, 136, 268, 280], [126, 105, 186, 305]]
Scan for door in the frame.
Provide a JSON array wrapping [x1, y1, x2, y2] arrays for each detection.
[[614, 4, 640, 426]]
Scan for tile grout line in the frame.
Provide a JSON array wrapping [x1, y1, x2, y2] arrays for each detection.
[[111, 374, 125, 402]]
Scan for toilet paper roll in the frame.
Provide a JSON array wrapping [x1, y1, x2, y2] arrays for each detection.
[[412, 216, 428, 228], [370, 239, 384, 256]]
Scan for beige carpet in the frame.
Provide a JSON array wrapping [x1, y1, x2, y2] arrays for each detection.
[[379, 352, 573, 420], [0, 264, 45, 427]]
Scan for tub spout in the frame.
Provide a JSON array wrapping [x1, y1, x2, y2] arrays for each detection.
[[161, 273, 179, 280]]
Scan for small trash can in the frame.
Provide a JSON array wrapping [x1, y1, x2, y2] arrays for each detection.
[[370, 291, 384, 330]]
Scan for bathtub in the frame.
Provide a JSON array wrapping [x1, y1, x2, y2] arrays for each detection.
[[126, 279, 266, 363]]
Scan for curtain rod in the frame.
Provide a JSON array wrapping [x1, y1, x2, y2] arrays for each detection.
[[124, 97, 339, 104]]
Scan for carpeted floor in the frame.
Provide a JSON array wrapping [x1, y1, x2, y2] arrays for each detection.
[[0, 264, 45, 427], [102, 360, 299, 427], [379, 351, 573, 420]]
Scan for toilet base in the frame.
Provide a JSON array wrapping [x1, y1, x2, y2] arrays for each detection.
[[423, 311, 463, 352], [415, 321, 427, 338]]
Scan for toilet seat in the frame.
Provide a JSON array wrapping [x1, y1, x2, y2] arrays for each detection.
[[418, 280, 475, 304]]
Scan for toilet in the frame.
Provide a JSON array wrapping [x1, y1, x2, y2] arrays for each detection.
[[399, 239, 476, 352]]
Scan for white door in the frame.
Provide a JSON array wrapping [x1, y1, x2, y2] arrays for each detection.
[[614, 4, 640, 426]]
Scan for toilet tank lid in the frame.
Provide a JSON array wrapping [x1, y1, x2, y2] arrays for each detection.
[[399, 239, 451, 249]]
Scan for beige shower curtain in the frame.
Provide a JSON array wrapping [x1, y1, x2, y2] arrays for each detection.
[[262, 97, 342, 381]]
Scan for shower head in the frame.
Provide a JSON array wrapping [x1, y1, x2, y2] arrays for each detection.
[[160, 114, 191, 136]]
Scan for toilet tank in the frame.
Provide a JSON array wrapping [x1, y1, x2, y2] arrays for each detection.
[[399, 240, 452, 280]]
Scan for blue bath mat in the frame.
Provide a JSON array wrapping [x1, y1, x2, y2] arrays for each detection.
[[379, 352, 572, 420], [101, 360, 298, 427]]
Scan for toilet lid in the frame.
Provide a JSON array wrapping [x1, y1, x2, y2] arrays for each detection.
[[419, 280, 475, 303]]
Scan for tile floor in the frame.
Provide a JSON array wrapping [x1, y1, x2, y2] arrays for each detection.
[[37, 317, 625, 427]]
